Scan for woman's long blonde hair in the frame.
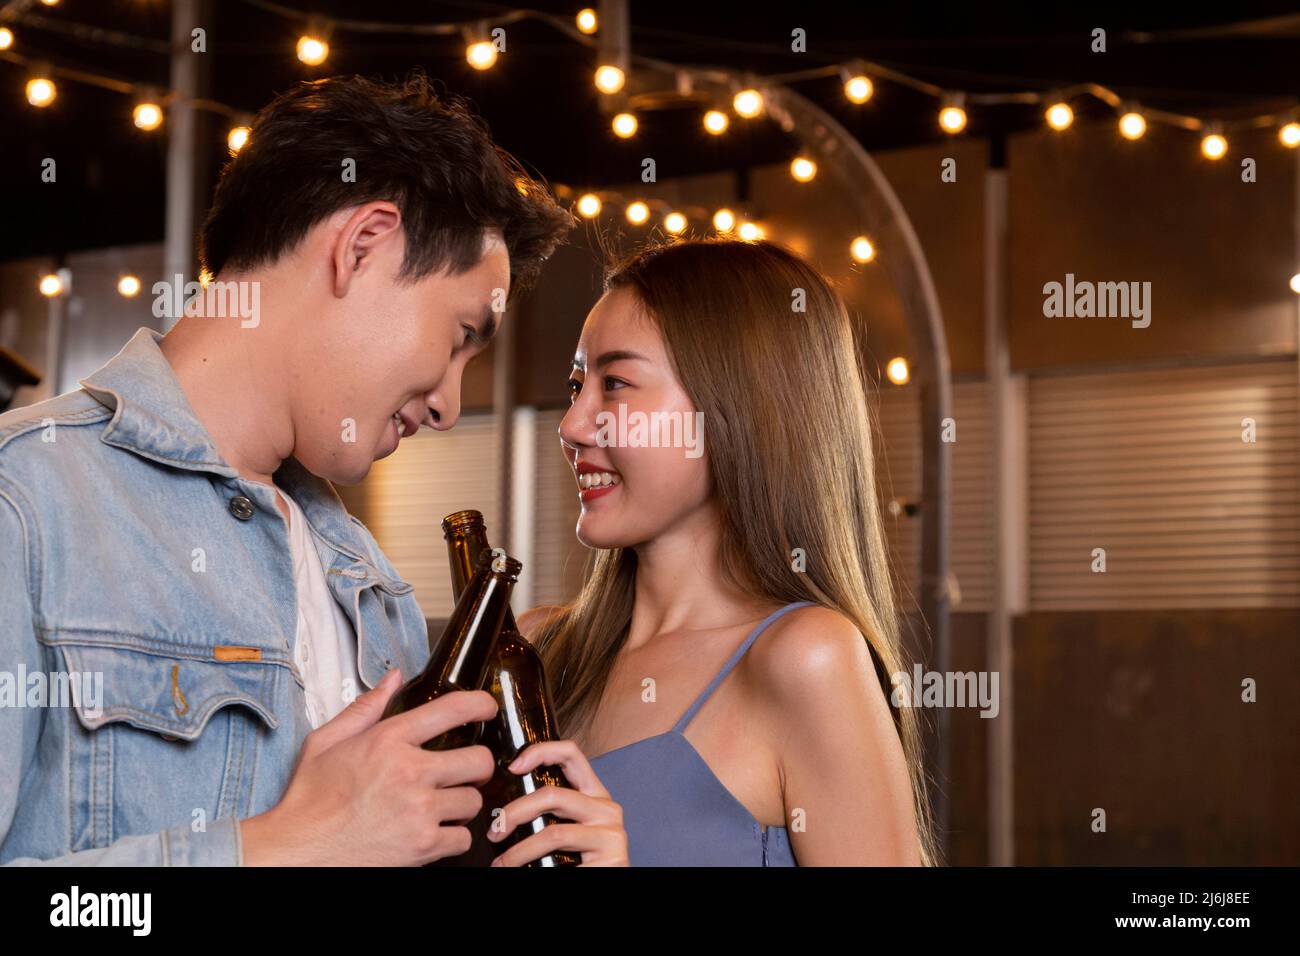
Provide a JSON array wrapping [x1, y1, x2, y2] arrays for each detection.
[[531, 237, 940, 865]]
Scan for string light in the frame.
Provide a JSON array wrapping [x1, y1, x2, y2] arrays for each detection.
[[40, 0, 60, 6], [0, 27, 13, 51], [576, 193, 602, 218], [625, 201, 650, 225], [703, 109, 729, 135], [1290, 272, 1300, 295], [850, 236, 876, 263], [733, 88, 763, 118], [938, 95, 966, 134], [712, 208, 736, 233], [117, 275, 141, 298], [1200, 126, 1227, 160], [133, 101, 163, 131], [612, 112, 637, 138], [738, 221, 765, 241], [1119, 111, 1146, 140], [227, 125, 251, 154], [844, 74, 873, 104], [1045, 102, 1073, 131], [790, 156, 817, 182], [1279, 123, 1300, 148], [296, 35, 329, 66], [466, 40, 497, 70], [664, 211, 687, 234], [575, 8, 597, 35], [594, 65, 624, 95], [26, 76, 56, 107], [39, 274, 63, 297], [886, 357, 910, 385]]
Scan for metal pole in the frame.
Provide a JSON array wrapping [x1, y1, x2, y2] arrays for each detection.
[[162, 0, 204, 330]]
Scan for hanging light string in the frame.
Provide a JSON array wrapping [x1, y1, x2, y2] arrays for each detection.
[[10, 3, 1300, 302]]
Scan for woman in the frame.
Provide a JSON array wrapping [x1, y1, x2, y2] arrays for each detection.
[[488, 237, 937, 866]]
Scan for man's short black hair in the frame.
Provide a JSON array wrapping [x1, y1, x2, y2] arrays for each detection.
[[200, 71, 574, 297]]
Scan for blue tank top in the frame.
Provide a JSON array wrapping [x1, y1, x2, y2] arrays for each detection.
[[589, 601, 814, 866]]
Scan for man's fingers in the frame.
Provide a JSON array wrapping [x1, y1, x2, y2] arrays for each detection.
[[308, 667, 403, 751], [384, 689, 498, 747]]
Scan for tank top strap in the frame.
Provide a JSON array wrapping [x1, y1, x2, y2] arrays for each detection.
[[672, 601, 816, 735]]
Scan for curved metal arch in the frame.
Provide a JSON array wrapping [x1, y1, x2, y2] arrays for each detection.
[[765, 85, 954, 849]]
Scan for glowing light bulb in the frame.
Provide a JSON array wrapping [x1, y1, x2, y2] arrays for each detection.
[[625, 201, 650, 225], [712, 208, 735, 233], [738, 221, 765, 241], [664, 212, 687, 234], [851, 236, 876, 263], [576, 193, 602, 218], [1045, 102, 1073, 131], [612, 112, 637, 138], [1290, 272, 1300, 295], [703, 110, 729, 135], [733, 88, 763, 118], [133, 102, 163, 131], [595, 65, 624, 95], [576, 8, 597, 34], [227, 126, 251, 154], [1119, 111, 1146, 140], [790, 157, 817, 182], [886, 357, 910, 385], [939, 105, 967, 134], [845, 75, 873, 104], [1280, 123, 1300, 148], [39, 274, 62, 297], [117, 275, 141, 298], [466, 41, 497, 70], [1200, 132, 1227, 160], [296, 36, 329, 66], [0, 28, 13, 50], [26, 77, 56, 107]]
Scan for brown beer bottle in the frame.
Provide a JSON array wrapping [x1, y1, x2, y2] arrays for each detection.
[[382, 549, 519, 751], [441, 510, 579, 867]]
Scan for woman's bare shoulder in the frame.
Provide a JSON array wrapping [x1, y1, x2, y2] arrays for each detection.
[[516, 604, 568, 639], [743, 603, 884, 703]]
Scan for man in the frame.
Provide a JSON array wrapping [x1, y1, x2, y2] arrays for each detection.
[[0, 73, 574, 865]]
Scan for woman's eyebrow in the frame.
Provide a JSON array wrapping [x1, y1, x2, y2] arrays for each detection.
[[593, 349, 648, 369]]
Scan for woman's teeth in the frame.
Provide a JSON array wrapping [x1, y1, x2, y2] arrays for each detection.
[[578, 471, 620, 490]]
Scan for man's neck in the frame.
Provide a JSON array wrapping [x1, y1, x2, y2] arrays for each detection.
[[158, 304, 295, 488]]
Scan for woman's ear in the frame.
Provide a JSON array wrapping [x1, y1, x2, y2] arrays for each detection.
[[331, 201, 403, 297]]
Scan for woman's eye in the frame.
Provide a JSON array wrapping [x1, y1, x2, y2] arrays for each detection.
[[604, 376, 627, 391], [567, 377, 582, 401]]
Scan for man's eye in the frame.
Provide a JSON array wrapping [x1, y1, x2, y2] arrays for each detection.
[[460, 325, 479, 348]]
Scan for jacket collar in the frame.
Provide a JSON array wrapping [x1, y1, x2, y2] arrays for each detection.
[[79, 327, 394, 578], [80, 327, 236, 476]]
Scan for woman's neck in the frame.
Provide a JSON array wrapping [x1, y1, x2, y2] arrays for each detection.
[[626, 506, 775, 648]]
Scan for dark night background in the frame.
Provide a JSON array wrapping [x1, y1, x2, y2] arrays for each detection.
[[4, 0, 1299, 261]]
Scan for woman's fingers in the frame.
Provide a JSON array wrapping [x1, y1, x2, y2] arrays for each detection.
[[490, 822, 627, 867], [487, 784, 621, 841], [506, 739, 610, 797]]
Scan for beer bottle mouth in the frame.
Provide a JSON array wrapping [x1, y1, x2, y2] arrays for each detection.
[[442, 509, 485, 537]]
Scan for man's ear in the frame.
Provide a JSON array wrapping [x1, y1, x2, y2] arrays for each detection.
[[331, 201, 403, 298]]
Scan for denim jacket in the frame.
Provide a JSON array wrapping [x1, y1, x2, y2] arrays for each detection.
[[0, 328, 430, 865]]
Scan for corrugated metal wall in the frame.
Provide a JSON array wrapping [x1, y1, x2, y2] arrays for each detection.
[[1027, 359, 1300, 609]]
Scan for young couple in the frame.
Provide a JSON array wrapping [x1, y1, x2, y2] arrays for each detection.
[[0, 73, 933, 867]]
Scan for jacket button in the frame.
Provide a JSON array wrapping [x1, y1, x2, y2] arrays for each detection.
[[229, 495, 255, 520]]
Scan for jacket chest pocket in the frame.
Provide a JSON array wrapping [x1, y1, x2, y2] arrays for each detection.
[[50, 638, 283, 852]]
